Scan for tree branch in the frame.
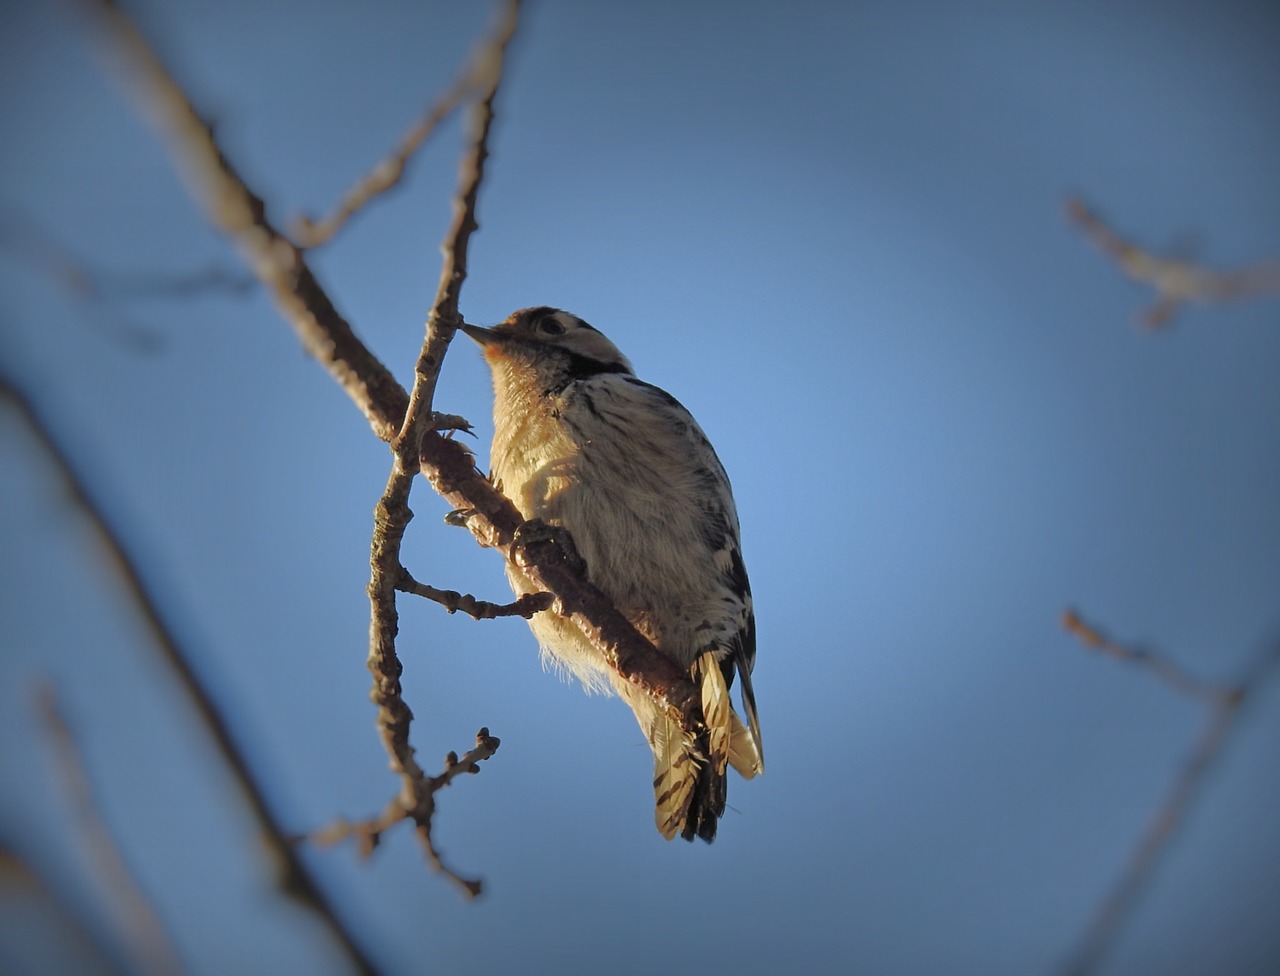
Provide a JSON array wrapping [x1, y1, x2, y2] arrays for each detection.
[[0, 842, 127, 976], [362, 0, 518, 898], [1059, 609, 1280, 975], [0, 210, 254, 303], [0, 369, 381, 975], [79, 0, 410, 440], [397, 568, 553, 619], [420, 433, 704, 735], [302, 728, 501, 898], [36, 683, 185, 976], [1065, 196, 1280, 329], [84, 0, 704, 896], [1061, 608, 1232, 705], [292, 40, 492, 247]]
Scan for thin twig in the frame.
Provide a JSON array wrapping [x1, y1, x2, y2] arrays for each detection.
[[36, 683, 185, 976], [0, 370, 380, 976], [394, 1, 520, 453], [364, 0, 519, 898], [1060, 610, 1280, 975], [1061, 608, 1232, 705], [293, 46, 492, 247], [0, 842, 128, 976], [0, 212, 254, 302], [1064, 196, 1280, 329], [298, 728, 501, 897], [397, 568, 553, 619], [0, 210, 254, 352]]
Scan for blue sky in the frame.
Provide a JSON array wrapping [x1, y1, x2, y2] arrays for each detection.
[[2, 1, 1278, 974]]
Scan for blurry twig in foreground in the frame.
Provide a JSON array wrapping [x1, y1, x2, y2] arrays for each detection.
[[0, 210, 254, 352], [1061, 608, 1234, 706], [1064, 196, 1280, 329], [0, 210, 254, 301], [298, 728, 501, 898], [0, 370, 381, 976], [291, 28, 497, 247], [36, 683, 184, 976], [0, 841, 126, 976], [77, 0, 411, 442], [1059, 608, 1280, 976]]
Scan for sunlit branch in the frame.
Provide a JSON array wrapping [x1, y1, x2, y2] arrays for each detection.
[[82, 0, 703, 902], [420, 433, 705, 735], [363, 0, 519, 899], [397, 568, 553, 619], [300, 728, 501, 898]]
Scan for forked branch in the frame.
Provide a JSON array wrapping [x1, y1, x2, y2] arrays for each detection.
[[292, 36, 493, 247], [79, 0, 410, 440], [1059, 608, 1280, 975], [1065, 196, 1280, 329], [301, 728, 502, 898], [82, 0, 702, 906]]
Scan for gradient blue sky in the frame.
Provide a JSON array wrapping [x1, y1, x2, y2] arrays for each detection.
[[2, 1, 1279, 974]]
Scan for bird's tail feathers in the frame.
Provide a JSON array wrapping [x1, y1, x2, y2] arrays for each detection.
[[617, 651, 760, 843], [735, 661, 765, 775], [650, 710, 703, 841], [728, 708, 763, 779]]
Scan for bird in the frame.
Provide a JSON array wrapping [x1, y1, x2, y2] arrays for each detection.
[[461, 306, 762, 842]]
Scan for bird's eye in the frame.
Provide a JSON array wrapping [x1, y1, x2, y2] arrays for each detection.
[[538, 317, 566, 336]]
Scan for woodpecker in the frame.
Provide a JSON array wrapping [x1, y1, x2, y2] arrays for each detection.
[[461, 307, 762, 842]]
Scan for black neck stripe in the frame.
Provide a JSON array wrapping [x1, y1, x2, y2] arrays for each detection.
[[566, 352, 631, 379], [546, 352, 631, 395]]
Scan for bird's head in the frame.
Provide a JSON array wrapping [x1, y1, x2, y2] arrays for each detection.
[[461, 307, 633, 388]]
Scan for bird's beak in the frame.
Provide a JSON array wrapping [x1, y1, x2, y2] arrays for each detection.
[[461, 322, 520, 365], [461, 323, 501, 346]]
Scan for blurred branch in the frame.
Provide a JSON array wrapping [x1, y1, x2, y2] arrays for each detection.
[[0, 370, 381, 976], [0, 211, 254, 302], [36, 683, 185, 976], [1061, 608, 1232, 706], [397, 568, 553, 619], [300, 728, 501, 898], [0, 210, 254, 352], [78, 0, 411, 441], [1060, 608, 1280, 976], [1064, 196, 1280, 329], [0, 841, 128, 976], [292, 37, 494, 247]]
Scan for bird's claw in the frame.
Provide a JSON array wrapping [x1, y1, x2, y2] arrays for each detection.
[[512, 519, 588, 577], [431, 412, 476, 438]]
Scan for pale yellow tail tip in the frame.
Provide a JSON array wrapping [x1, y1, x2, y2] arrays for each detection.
[[728, 708, 764, 779]]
